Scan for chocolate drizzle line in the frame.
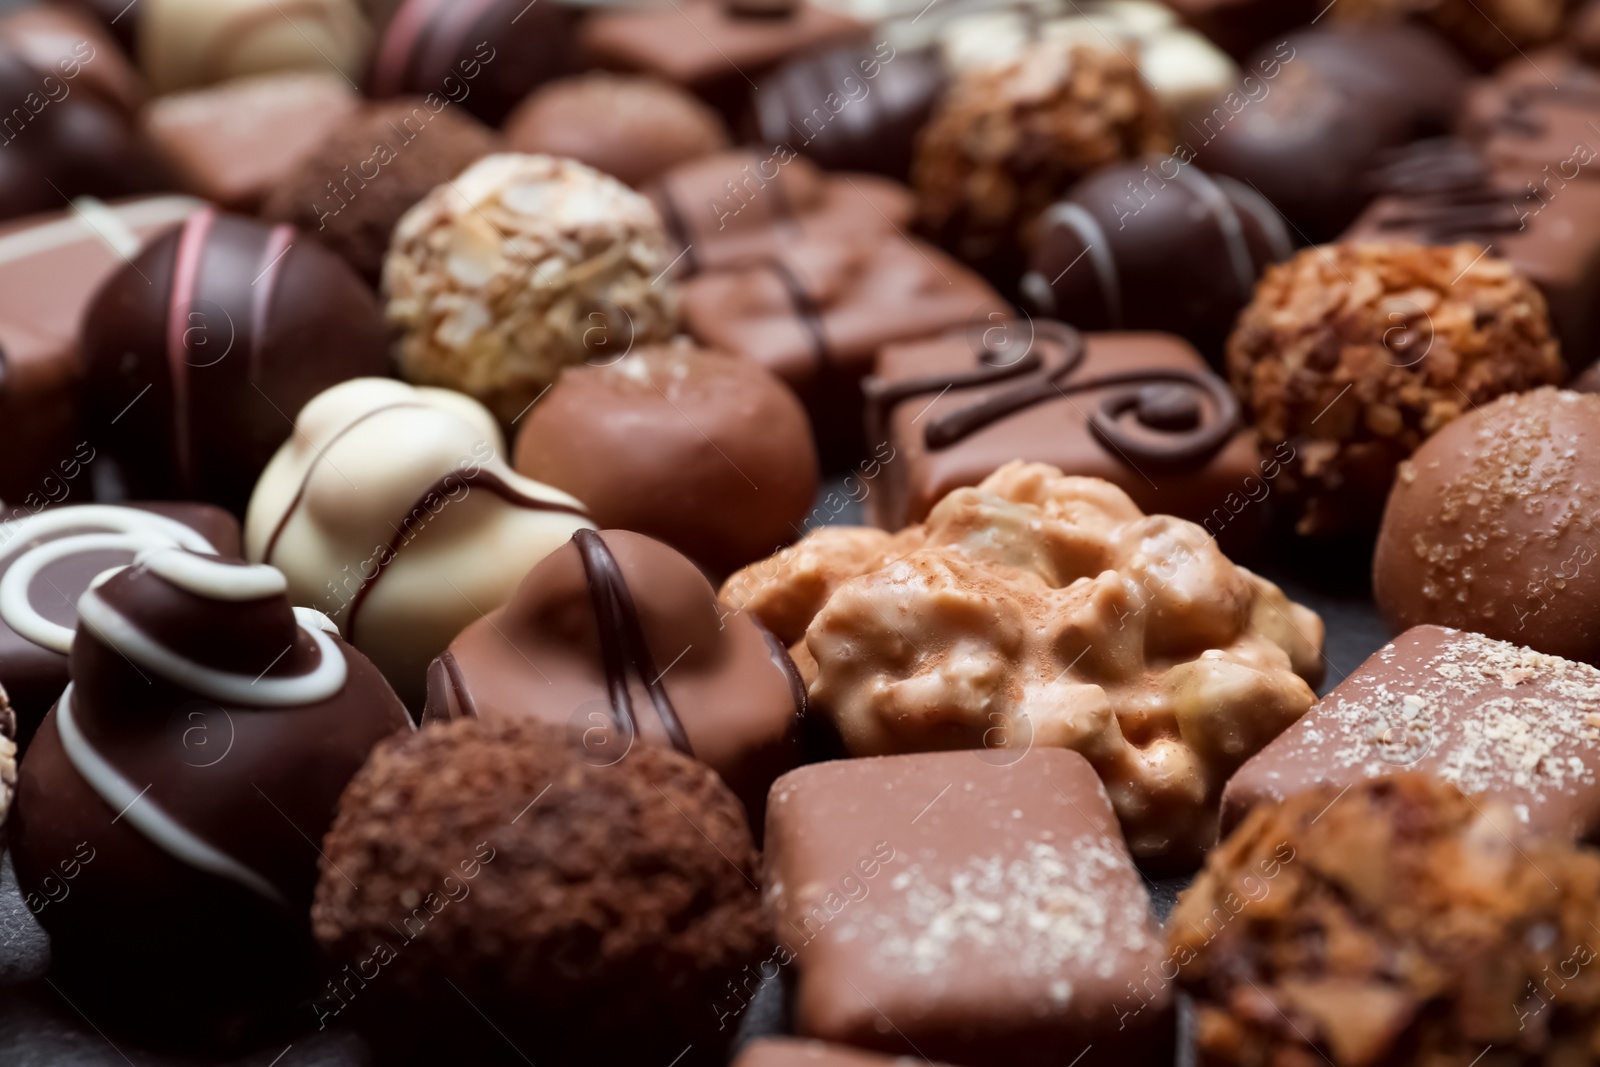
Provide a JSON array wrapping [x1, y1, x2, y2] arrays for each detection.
[[572, 529, 693, 756], [743, 256, 830, 369], [1367, 139, 1530, 240], [436, 649, 479, 721]]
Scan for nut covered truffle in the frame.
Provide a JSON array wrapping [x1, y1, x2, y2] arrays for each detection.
[[384, 153, 681, 425], [1228, 241, 1563, 537], [312, 717, 770, 1066], [723, 461, 1325, 869], [1174, 775, 1600, 1066]]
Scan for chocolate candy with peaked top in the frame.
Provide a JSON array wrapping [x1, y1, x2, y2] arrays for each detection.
[[765, 750, 1174, 1066], [80, 207, 392, 515], [246, 378, 594, 708], [424, 528, 805, 828], [865, 321, 1264, 550], [1022, 159, 1291, 362], [1374, 388, 1600, 662], [513, 344, 819, 576], [365, 0, 572, 127], [0, 503, 240, 750], [135, 0, 370, 96], [9, 547, 410, 1025]]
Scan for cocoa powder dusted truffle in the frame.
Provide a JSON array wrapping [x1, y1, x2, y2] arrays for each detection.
[[312, 717, 770, 1066], [1227, 241, 1563, 537], [384, 153, 682, 426], [1175, 775, 1600, 1066]]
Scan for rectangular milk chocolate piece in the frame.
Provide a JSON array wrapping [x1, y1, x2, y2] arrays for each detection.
[[1221, 625, 1600, 842], [763, 749, 1174, 1067], [733, 1038, 952, 1066]]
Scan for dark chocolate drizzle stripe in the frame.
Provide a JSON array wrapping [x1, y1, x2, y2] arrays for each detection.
[[1368, 140, 1530, 240], [758, 257, 830, 369], [1492, 82, 1600, 137], [654, 187, 699, 275], [572, 529, 693, 755], [437, 649, 479, 721], [758, 621, 807, 721]]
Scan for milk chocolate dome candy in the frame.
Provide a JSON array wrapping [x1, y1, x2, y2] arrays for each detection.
[[424, 529, 805, 827], [1375, 388, 1600, 664], [312, 717, 770, 1067], [246, 378, 593, 708], [9, 547, 411, 1022], [81, 207, 392, 515]]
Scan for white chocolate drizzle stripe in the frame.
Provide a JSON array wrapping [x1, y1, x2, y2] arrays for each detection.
[[134, 547, 287, 601]]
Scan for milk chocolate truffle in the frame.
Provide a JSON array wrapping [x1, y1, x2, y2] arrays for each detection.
[[81, 207, 392, 515], [505, 73, 729, 189], [136, 0, 370, 96], [9, 548, 411, 1023], [260, 98, 500, 286], [913, 40, 1170, 283], [723, 462, 1325, 870], [513, 345, 819, 575], [1375, 388, 1600, 661], [245, 378, 593, 708], [1227, 241, 1564, 537], [385, 154, 681, 426], [312, 717, 769, 1066], [1175, 775, 1600, 1067]]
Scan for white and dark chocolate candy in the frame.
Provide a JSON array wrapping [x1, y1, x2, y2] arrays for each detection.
[[424, 529, 806, 829], [9, 546, 410, 1017], [246, 378, 593, 708]]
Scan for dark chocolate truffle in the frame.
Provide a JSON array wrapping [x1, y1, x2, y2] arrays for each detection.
[[312, 717, 770, 1066], [261, 97, 501, 285], [513, 344, 819, 575], [1227, 241, 1563, 537], [9, 547, 411, 1026], [504, 73, 729, 189], [1334, 0, 1567, 66], [80, 207, 393, 514], [1375, 388, 1600, 663], [135, 0, 370, 96], [1175, 774, 1600, 1066], [423, 528, 806, 828]]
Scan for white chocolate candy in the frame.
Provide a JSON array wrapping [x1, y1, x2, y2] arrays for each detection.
[[139, 0, 371, 96]]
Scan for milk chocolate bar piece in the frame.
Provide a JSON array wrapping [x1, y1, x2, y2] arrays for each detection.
[[734, 1038, 957, 1066], [764, 749, 1174, 1067]]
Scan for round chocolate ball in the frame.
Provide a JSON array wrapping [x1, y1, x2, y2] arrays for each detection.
[[81, 208, 392, 515], [1375, 387, 1600, 665], [312, 717, 770, 1066], [261, 99, 499, 286], [513, 345, 818, 575]]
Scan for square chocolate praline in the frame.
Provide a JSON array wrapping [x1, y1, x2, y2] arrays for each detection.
[[764, 750, 1174, 1067], [866, 324, 1263, 542], [1222, 625, 1600, 842]]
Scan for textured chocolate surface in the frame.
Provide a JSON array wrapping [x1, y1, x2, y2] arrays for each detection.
[[765, 749, 1174, 1066]]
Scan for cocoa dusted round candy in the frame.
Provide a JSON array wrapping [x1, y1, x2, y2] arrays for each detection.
[[1375, 388, 1600, 665], [312, 717, 770, 1066], [513, 344, 819, 575], [80, 207, 392, 515], [8, 547, 411, 1026]]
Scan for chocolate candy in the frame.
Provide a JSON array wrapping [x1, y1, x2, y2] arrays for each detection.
[[1334, 0, 1567, 66], [765, 749, 1175, 1066], [142, 71, 361, 213], [865, 321, 1262, 546], [245, 378, 594, 708], [1374, 388, 1600, 662], [424, 528, 805, 828], [1164, 0, 1318, 57], [135, 0, 371, 96], [1021, 159, 1291, 362], [0, 503, 239, 750], [365, 0, 572, 127], [81, 207, 392, 514], [513, 344, 819, 576], [9, 547, 410, 1023], [1458, 58, 1600, 186], [0, 4, 145, 115], [734, 1041, 951, 1067], [0, 194, 202, 507]]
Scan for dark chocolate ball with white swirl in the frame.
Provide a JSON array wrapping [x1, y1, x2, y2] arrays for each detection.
[[9, 548, 410, 1025], [80, 208, 391, 514], [423, 529, 805, 830]]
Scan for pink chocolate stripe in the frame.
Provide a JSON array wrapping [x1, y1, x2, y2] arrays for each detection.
[[165, 206, 217, 492], [371, 0, 435, 97], [249, 225, 295, 382]]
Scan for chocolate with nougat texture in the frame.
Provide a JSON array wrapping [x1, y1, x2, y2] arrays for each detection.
[[423, 529, 805, 829], [81, 208, 390, 516], [1222, 625, 1600, 842], [8, 548, 410, 1027], [765, 749, 1174, 1067], [313, 717, 769, 1067]]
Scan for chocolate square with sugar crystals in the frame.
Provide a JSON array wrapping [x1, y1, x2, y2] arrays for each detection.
[[763, 749, 1174, 1067], [1222, 625, 1600, 842]]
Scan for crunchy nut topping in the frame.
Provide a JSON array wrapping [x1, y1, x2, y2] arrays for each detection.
[[1227, 241, 1562, 537], [384, 154, 681, 424], [722, 462, 1323, 869]]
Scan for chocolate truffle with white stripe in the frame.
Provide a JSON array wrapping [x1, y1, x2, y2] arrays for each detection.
[[80, 208, 391, 514], [9, 547, 410, 1023]]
